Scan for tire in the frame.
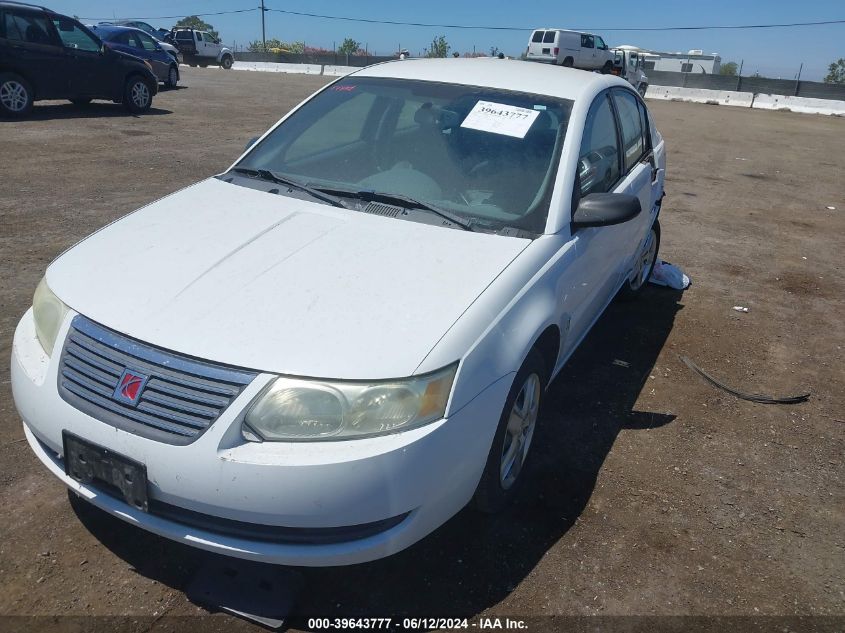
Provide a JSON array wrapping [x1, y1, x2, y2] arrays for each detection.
[[220, 55, 233, 69], [0, 73, 34, 117], [166, 65, 179, 89], [69, 98, 91, 106], [474, 349, 548, 513], [601, 60, 613, 74], [618, 220, 661, 301], [638, 83, 648, 98], [122, 76, 153, 114], [562, 57, 574, 67]]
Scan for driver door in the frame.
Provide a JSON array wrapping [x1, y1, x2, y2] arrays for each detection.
[[52, 18, 111, 98]]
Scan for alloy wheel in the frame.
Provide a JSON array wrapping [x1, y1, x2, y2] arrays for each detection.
[[131, 82, 150, 108], [500, 372, 540, 490], [0, 80, 28, 112]]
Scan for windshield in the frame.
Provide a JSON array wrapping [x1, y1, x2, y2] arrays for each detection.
[[236, 77, 572, 233]]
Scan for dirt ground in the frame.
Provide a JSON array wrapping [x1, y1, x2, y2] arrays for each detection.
[[0, 68, 843, 631]]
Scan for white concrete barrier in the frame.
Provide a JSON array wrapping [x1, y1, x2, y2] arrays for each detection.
[[645, 86, 753, 107], [752, 94, 845, 116], [322, 65, 359, 77], [231, 61, 323, 75]]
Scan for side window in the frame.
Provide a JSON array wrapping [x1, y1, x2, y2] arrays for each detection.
[[52, 19, 100, 52], [123, 32, 141, 48], [581, 34, 594, 48], [285, 92, 378, 161], [531, 30, 544, 43], [680, 62, 693, 73], [542, 31, 556, 44], [612, 90, 646, 172], [5, 11, 55, 45], [578, 94, 620, 197], [595, 36, 606, 50], [137, 32, 157, 51], [196, 32, 203, 41]]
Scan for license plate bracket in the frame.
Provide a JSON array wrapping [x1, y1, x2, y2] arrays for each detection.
[[63, 431, 149, 512]]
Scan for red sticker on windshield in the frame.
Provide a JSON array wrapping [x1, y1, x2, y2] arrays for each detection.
[[332, 85, 356, 92]]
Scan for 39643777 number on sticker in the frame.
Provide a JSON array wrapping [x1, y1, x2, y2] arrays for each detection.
[[460, 100, 540, 138]]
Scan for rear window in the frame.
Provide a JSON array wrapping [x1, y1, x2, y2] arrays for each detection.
[[531, 30, 544, 43], [175, 31, 193, 40], [2, 10, 54, 45], [543, 31, 556, 44]]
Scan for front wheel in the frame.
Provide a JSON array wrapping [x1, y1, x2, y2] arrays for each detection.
[[601, 60, 614, 74], [618, 220, 660, 300], [0, 73, 34, 117], [166, 65, 179, 89], [474, 349, 547, 513], [123, 76, 153, 114], [220, 55, 233, 69], [638, 83, 648, 98], [561, 57, 574, 67]]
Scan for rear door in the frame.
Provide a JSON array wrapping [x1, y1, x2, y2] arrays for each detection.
[[609, 88, 657, 280], [0, 8, 67, 98], [527, 30, 544, 59]]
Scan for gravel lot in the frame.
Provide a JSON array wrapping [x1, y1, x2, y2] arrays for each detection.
[[1, 67, 843, 631]]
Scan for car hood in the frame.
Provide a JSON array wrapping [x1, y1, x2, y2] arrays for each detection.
[[48, 178, 530, 379]]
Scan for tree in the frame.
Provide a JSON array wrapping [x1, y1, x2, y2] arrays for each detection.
[[824, 58, 845, 84], [489, 46, 499, 58], [719, 61, 738, 76], [338, 38, 361, 57], [174, 16, 219, 41], [426, 35, 450, 58]]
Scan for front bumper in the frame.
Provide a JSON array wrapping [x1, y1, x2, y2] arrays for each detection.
[[11, 309, 511, 566]]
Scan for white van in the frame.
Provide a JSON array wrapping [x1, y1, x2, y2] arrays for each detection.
[[526, 29, 614, 71]]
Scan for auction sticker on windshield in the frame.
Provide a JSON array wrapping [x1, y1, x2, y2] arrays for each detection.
[[460, 100, 540, 138]]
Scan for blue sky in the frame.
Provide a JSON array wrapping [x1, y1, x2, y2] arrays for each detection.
[[50, 0, 843, 80]]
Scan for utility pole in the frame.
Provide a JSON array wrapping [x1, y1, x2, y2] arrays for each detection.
[[260, 0, 267, 51], [794, 62, 803, 96]]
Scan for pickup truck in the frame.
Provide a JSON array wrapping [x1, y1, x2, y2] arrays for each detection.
[[171, 28, 233, 69], [610, 48, 649, 97]]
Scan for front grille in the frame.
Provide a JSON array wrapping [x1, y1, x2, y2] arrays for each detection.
[[58, 315, 257, 445]]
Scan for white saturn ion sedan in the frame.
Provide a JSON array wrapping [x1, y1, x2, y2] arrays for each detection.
[[12, 58, 665, 566]]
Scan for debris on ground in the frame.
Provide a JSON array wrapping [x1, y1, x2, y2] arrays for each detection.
[[733, 306, 750, 313], [680, 355, 810, 404], [649, 260, 691, 289]]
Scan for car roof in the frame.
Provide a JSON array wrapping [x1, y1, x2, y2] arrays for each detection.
[[353, 58, 622, 102], [90, 24, 145, 37], [0, 1, 50, 10]]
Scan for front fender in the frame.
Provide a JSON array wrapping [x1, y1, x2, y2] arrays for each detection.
[[419, 235, 578, 416]]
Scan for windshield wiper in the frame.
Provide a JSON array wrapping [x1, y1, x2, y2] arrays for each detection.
[[312, 186, 474, 231], [230, 167, 347, 209]]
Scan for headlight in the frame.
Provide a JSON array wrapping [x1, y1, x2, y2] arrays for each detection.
[[243, 363, 458, 441], [33, 277, 69, 356]]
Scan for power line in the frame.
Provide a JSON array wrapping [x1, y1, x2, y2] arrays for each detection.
[[76, 5, 845, 33], [265, 9, 845, 32], [79, 8, 259, 21]]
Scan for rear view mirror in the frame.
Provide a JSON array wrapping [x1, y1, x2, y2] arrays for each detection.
[[572, 193, 641, 228]]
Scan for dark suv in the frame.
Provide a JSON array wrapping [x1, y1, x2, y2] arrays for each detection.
[[0, 1, 158, 117]]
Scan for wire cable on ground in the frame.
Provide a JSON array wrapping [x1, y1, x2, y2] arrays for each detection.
[[680, 356, 810, 405]]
